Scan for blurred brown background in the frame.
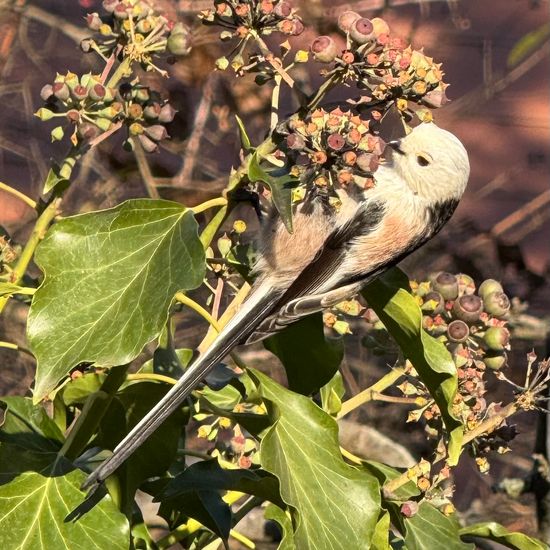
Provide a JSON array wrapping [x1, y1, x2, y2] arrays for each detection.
[[0, 0, 549, 545]]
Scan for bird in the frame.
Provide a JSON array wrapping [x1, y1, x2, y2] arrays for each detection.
[[82, 121, 469, 491]]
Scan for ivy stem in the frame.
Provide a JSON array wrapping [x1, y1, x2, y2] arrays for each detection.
[[0, 198, 61, 314], [337, 366, 407, 419], [0, 181, 37, 209], [0, 340, 34, 357], [126, 372, 177, 385], [191, 197, 228, 215], [175, 292, 221, 332], [106, 57, 132, 88], [383, 400, 520, 496]]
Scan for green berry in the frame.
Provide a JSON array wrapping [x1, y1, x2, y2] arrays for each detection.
[[310, 36, 338, 63], [52, 82, 70, 102], [432, 272, 458, 301], [137, 134, 158, 153], [483, 291, 511, 318], [349, 18, 375, 44], [286, 133, 305, 150], [158, 103, 176, 123], [421, 291, 444, 314], [456, 273, 475, 296], [338, 11, 360, 32], [144, 124, 169, 141], [483, 326, 510, 351], [40, 84, 54, 102], [478, 279, 503, 300], [453, 294, 483, 323], [484, 352, 507, 371]]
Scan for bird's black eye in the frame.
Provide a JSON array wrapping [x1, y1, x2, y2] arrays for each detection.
[[416, 154, 430, 167]]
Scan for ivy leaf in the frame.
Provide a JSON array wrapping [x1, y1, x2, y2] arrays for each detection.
[[459, 522, 547, 550], [252, 369, 380, 550], [0, 470, 129, 550], [28, 199, 206, 402], [264, 313, 344, 395], [43, 165, 68, 195], [160, 459, 284, 509], [264, 504, 297, 550], [320, 371, 345, 416], [235, 115, 252, 152], [362, 268, 463, 464], [248, 151, 298, 233]]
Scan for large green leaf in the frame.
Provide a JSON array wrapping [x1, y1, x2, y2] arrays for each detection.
[[362, 268, 463, 464], [264, 504, 297, 550], [459, 522, 547, 550], [28, 199, 205, 401], [252, 369, 380, 550], [264, 313, 344, 395], [0, 470, 129, 550], [248, 151, 298, 232]]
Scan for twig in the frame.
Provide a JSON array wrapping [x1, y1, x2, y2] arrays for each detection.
[[0, 180, 36, 209], [132, 139, 160, 199]]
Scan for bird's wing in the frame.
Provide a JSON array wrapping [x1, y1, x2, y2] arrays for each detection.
[[246, 199, 387, 343]]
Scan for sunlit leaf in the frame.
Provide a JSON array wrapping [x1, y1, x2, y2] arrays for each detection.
[[459, 522, 547, 550]]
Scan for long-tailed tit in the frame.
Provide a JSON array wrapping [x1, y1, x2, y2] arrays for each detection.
[[83, 122, 469, 490]]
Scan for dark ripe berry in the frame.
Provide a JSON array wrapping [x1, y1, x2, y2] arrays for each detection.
[[286, 133, 305, 150], [158, 103, 177, 123], [273, 1, 291, 17], [143, 103, 161, 120], [483, 291, 511, 318], [144, 124, 169, 141], [89, 84, 106, 102], [40, 84, 54, 102], [447, 320, 469, 343], [432, 272, 458, 301], [456, 273, 476, 296], [327, 132, 345, 151], [355, 153, 378, 173], [485, 352, 508, 371], [422, 291, 444, 314], [478, 279, 503, 300], [338, 10, 360, 32], [349, 18, 375, 44], [483, 326, 510, 351], [86, 12, 102, 31], [310, 35, 338, 63], [71, 85, 89, 101], [453, 294, 483, 323], [138, 133, 158, 153]]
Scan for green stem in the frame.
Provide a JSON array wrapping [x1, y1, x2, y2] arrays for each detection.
[[175, 292, 221, 332], [0, 198, 60, 314], [126, 372, 176, 385], [192, 197, 228, 215], [0, 341, 34, 357], [337, 366, 406, 419], [106, 57, 132, 88]]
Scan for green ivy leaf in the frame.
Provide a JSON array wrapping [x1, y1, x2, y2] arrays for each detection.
[[371, 511, 392, 550], [362, 268, 463, 464], [264, 504, 297, 550], [264, 313, 344, 395], [0, 470, 129, 550], [459, 522, 547, 550], [248, 151, 298, 233], [320, 371, 345, 416], [252, 369, 380, 550], [28, 199, 206, 401]]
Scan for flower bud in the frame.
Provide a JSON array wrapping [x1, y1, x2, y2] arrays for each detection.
[[144, 124, 169, 141], [333, 320, 351, 335], [94, 117, 112, 132], [217, 233, 232, 257], [86, 12, 102, 31], [310, 36, 338, 63], [401, 501, 419, 518], [137, 133, 159, 153], [233, 220, 247, 234], [143, 103, 161, 120], [89, 83, 106, 102], [158, 103, 177, 123], [50, 126, 64, 142], [349, 18, 375, 45], [113, 3, 129, 19], [456, 273, 475, 296], [355, 153, 378, 173], [447, 320, 469, 343], [478, 279, 503, 300], [35, 108, 55, 121], [421, 291, 444, 314], [40, 84, 54, 102], [338, 11, 360, 32], [327, 132, 345, 151], [432, 272, 458, 301], [453, 294, 483, 323], [127, 103, 143, 119], [286, 133, 305, 150], [167, 31, 191, 56], [483, 326, 510, 351], [102, 0, 118, 13], [53, 82, 70, 102], [273, 1, 291, 17], [484, 352, 507, 371], [483, 291, 510, 318]]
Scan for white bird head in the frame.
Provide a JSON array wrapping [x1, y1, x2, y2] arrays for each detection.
[[388, 123, 470, 202]]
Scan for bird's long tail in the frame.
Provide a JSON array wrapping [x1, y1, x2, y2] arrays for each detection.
[[82, 284, 279, 491]]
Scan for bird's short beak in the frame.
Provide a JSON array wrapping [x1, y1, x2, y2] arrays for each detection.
[[387, 140, 405, 155]]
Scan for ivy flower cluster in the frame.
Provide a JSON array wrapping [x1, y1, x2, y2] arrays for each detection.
[[81, 0, 191, 75], [275, 107, 386, 207], [37, 73, 175, 152], [311, 12, 449, 121]]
